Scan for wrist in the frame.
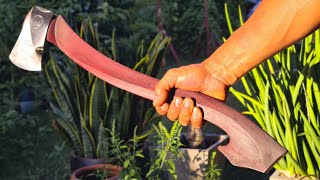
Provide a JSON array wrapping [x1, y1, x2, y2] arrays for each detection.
[[202, 58, 239, 86]]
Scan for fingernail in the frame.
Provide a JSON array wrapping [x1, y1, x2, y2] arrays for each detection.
[[183, 100, 191, 108], [192, 107, 198, 117], [175, 98, 182, 107], [161, 105, 167, 111]]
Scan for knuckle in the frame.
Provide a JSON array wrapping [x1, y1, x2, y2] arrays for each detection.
[[165, 69, 179, 88], [180, 108, 190, 116], [179, 112, 191, 122], [166, 68, 177, 75]]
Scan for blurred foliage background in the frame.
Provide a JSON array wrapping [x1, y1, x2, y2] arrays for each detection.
[[0, 0, 254, 179]]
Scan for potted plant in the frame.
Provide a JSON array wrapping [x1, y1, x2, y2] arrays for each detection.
[[104, 122, 147, 180], [227, 4, 320, 179], [44, 17, 169, 172], [175, 132, 227, 179], [147, 121, 227, 180], [97, 119, 226, 180], [70, 164, 122, 180]]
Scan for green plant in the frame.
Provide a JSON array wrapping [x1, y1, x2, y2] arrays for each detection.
[[86, 167, 111, 180], [44, 16, 169, 159], [204, 152, 222, 180], [227, 4, 320, 178], [109, 31, 170, 141], [102, 120, 184, 180], [147, 121, 183, 180], [44, 17, 109, 159], [0, 110, 70, 179], [105, 120, 223, 180], [106, 121, 145, 180]]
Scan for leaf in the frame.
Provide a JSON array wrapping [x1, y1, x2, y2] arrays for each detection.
[[135, 153, 144, 158], [224, 3, 233, 35], [89, 77, 107, 139], [117, 92, 132, 140], [50, 104, 83, 156], [264, 82, 274, 137], [229, 89, 264, 110], [97, 122, 109, 158], [238, 5, 244, 26], [300, 111, 320, 156], [292, 67, 307, 105], [123, 159, 130, 168], [302, 139, 316, 175], [167, 159, 175, 170], [81, 118, 97, 158]]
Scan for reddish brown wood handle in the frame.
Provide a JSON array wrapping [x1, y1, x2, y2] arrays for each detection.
[[47, 16, 287, 173]]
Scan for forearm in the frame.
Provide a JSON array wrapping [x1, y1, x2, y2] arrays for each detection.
[[203, 0, 320, 85]]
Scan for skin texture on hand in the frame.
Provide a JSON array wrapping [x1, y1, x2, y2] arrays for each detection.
[[153, 63, 229, 128], [153, 0, 320, 128]]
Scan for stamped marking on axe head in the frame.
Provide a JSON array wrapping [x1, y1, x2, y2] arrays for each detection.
[[9, 6, 53, 71]]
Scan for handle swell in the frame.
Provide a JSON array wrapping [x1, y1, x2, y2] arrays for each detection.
[[175, 88, 287, 172], [48, 16, 287, 173]]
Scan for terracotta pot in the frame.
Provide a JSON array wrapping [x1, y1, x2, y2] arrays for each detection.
[[70, 152, 104, 173], [70, 164, 122, 180]]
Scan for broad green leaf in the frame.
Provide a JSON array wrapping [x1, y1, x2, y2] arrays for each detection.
[[89, 78, 106, 138], [81, 118, 97, 158], [97, 122, 108, 158]]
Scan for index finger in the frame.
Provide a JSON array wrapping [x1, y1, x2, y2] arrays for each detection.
[[153, 69, 177, 107]]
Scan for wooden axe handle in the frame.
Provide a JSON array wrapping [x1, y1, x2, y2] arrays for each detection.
[[47, 16, 287, 173]]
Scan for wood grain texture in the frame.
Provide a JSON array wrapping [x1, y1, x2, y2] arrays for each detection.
[[47, 16, 287, 173]]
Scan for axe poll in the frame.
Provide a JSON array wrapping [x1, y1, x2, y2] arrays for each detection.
[[9, 6, 287, 173]]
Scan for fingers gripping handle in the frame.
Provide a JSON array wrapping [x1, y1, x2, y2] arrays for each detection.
[[47, 16, 287, 173], [182, 90, 287, 173]]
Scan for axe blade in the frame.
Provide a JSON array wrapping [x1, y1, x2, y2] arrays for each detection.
[[9, 6, 53, 71]]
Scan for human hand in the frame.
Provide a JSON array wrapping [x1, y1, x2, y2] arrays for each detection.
[[153, 63, 230, 128]]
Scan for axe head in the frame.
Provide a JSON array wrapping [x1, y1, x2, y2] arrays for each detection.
[[9, 6, 54, 71]]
